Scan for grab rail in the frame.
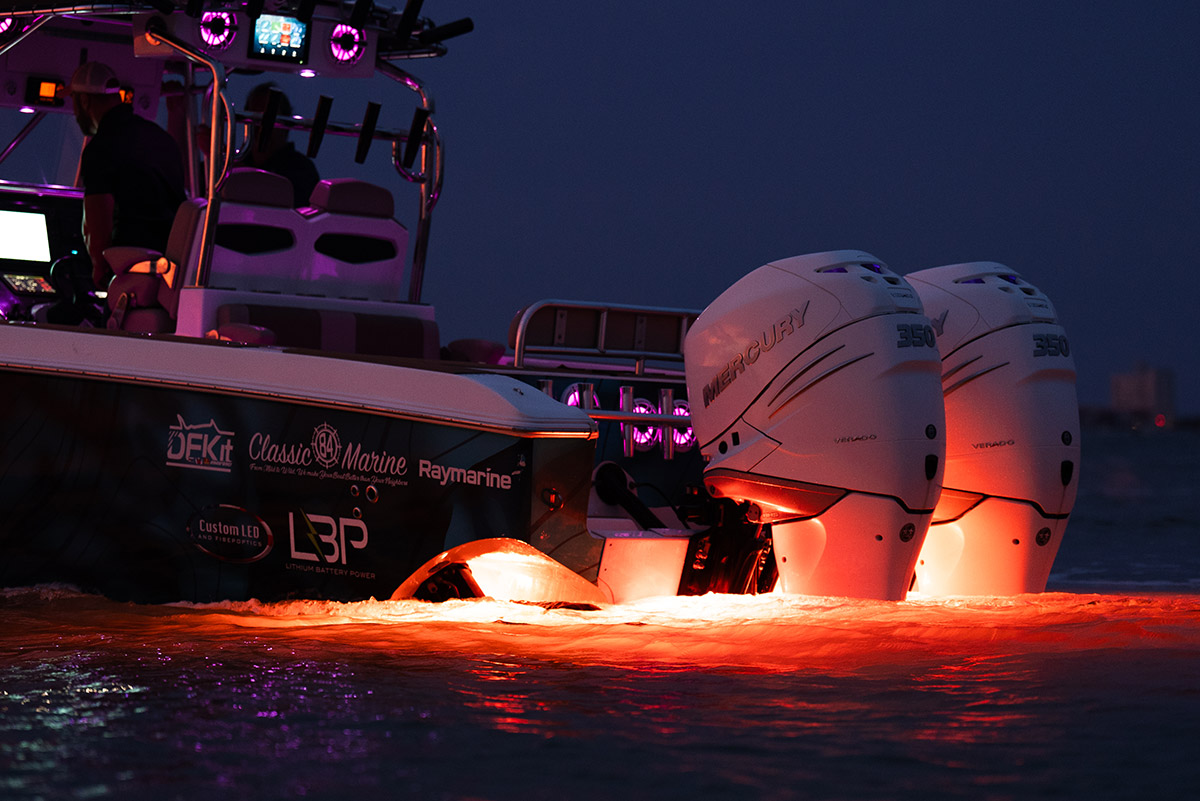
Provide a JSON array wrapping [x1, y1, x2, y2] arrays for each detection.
[[511, 299, 699, 374]]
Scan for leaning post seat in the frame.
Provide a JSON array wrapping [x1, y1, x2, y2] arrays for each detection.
[[301, 178, 409, 301], [204, 167, 302, 293], [176, 175, 436, 359], [103, 197, 206, 333]]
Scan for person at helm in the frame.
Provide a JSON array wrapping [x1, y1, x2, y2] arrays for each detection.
[[68, 61, 186, 292], [237, 82, 320, 207]]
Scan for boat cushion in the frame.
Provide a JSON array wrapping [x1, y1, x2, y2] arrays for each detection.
[[220, 168, 294, 208], [107, 273, 166, 311], [309, 178, 394, 218], [216, 303, 438, 359]]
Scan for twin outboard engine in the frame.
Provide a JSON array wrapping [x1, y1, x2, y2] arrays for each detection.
[[684, 251, 946, 600], [906, 263, 1079, 595]]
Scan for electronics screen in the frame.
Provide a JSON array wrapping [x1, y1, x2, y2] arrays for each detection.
[[0, 209, 52, 263], [248, 14, 310, 63], [1, 273, 54, 295]]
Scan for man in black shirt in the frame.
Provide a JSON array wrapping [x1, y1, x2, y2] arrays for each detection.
[[48, 62, 185, 325], [70, 61, 186, 290]]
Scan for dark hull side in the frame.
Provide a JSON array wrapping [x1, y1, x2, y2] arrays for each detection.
[[0, 369, 596, 603]]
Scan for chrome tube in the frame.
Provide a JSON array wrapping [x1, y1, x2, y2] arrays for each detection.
[[377, 59, 440, 304], [140, 20, 227, 288], [0, 111, 46, 166], [0, 14, 54, 58]]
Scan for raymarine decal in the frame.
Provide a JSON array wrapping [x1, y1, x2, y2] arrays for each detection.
[[702, 303, 809, 408], [419, 459, 514, 490], [167, 416, 235, 473]]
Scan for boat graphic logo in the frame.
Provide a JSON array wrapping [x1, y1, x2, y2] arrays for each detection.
[[167, 416, 235, 473], [311, 422, 342, 469]]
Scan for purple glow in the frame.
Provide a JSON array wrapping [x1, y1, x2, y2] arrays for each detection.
[[624, 398, 659, 451], [0, 17, 12, 35], [18, 106, 35, 114], [672, 400, 695, 450], [329, 24, 364, 63], [200, 11, 236, 50], [561, 383, 599, 410]]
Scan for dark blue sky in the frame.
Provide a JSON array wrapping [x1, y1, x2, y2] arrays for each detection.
[[399, 1, 1199, 415], [4, 2, 1196, 414]]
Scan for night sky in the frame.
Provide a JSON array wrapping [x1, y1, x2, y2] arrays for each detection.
[[402, 1, 1200, 416], [4, 2, 1197, 413]]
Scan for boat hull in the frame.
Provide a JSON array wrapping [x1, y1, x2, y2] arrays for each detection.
[[0, 326, 598, 603]]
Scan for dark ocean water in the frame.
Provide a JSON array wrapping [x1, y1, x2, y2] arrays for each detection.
[[2, 427, 1198, 801]]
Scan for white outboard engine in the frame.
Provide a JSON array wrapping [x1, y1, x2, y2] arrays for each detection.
[[684, 251, 946, 600], [906, 263, 1079, 596]]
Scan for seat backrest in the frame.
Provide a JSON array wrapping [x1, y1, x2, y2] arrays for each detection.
[[309, 178, 394, 218], [159, 197, 207, 318], [205, 168, 304, 293], [302, 178, 408, 301], [221, 167, 295, 208]]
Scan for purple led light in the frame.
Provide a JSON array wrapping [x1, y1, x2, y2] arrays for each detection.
[[561, 384, 599, 410], [0, 17, 13, 35], [624, 398, 659, 451], [200, 11, 235, 49], [329, 24, 364, 63], [672, 400, 695, 450]]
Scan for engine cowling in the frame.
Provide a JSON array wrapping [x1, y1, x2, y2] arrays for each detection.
[[906, 262, 1080, 595], [684, 251, 946, 600]]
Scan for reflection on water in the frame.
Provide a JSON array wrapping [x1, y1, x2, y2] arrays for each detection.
[[3, 587, 1200, 800], [3, 428, 1199, 799]]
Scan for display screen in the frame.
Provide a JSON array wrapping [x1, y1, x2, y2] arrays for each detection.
[[2, 273, 54, 295], [0, 209, 52, 263], [248, 14, 310, 63]]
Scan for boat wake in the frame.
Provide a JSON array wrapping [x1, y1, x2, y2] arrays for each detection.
[[5, 584, 1197, 674]]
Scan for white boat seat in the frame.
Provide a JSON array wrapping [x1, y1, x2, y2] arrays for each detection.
[[308, 178, 394, 217], [208, 169, 302, 292], [104, 198, 206, 332], [219, 167, 294, 208]]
